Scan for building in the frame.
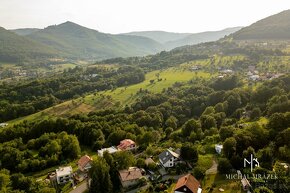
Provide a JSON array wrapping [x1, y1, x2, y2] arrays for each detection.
[[0, 123, 8, 128], [97, 146, 119, 157], [117, 139, 136, 151], [145, 157, 155, 166], [77, 155, 93, 172], [215, 144, 223, 154], [249, 75, 260, 81], [118, 167, 143, 188], [174, 174, 202, 193], [241, 177, 251, 191], [158, 148, 180, 168], [56, 166, 73, 184]]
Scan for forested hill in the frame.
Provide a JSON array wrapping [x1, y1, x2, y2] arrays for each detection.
[[0, 27, 59, 63], [164, 27, 242, 50], [123, 27, 242, 50], [27, 21, 164, 60], [232, 9, 290, 40], [11, 28, 40, 36]]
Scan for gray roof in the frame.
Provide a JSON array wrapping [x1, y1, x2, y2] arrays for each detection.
[[158, 149, 180, 165]]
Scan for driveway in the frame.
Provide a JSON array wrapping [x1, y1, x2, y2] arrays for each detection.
[[205, 160, 218, 175], [70, 181, 87, 193]]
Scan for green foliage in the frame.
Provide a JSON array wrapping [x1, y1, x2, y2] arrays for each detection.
[[27, 22, 164, 60], [253, 186, 274, 193], [0, 65, 145, 122], [180, 143, 198, 163], [223, 137, 237, 159], [0, 132, 80, 173], [217, 158, 232, 174], [89, 158, 113, 193], [193, 166, 206, 180], [233, 10, 290, 40], [0, 27, 58, 64]]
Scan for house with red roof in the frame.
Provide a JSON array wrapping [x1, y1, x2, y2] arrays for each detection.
[[118, 167, 143, 188], [77, 155, 93, 172], [117, 139, 136, 151], [174, 174, 202, 193]]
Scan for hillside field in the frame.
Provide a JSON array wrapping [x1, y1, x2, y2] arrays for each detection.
[[7, 68, 214, 125]]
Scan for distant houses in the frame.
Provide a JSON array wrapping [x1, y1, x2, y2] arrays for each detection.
[[117, 139, 137, 151], [118, 167, 144, 188], [56, 166, 73, 184], [174, 174, 202, 193], [97, 146, 119, 157], [97, 139, 137, 157], [158, 148, 181, 168]]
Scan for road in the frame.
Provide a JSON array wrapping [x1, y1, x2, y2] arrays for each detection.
[[70, 181, 87, 193]]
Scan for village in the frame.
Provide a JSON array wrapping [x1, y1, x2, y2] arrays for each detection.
[[40, 137, 286, 193]]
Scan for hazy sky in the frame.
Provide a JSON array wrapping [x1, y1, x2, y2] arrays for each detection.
[[1, 0, 290, 34]]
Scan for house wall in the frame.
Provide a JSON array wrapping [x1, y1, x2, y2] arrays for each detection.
[[121, 179, 139, 188], [56, 174, 72, 184], [160, 157, 179, 168]]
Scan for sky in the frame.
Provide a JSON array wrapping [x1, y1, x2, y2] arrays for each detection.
[[1, 0, 290, 34]]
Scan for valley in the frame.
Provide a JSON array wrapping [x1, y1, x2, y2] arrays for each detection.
[[0, 7, 290, 193]]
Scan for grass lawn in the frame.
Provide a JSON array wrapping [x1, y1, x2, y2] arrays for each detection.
[[197, 154, 214, 170], [85, 68, 213, 106], [202, 173, 242, 193]]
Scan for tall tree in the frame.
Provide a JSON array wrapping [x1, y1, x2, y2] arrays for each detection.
[[89, 158, 112, 193]]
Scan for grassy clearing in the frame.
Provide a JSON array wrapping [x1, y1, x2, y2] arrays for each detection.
[[202, 173, 242, 193], [180, 55, 246, 68], [197, 154, 214, 170], [85, 68, 213, 106], [7, 68, 214, 125]]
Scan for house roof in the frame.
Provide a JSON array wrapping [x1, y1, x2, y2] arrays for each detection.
[[98, 146, 119, 156], [241, 178, 251, 187], [56, 166, 72, 177], [174, 174, 201, 193], [158, 149, 180, 164], [117, 139, 135, 150], [145, 158, 155, 166], [78, 155, 92, 169], [119, 167, 142, 182]]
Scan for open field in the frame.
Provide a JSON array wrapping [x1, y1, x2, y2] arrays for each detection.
[[7, 68, 214, 125], [202, 173, 242, 193]]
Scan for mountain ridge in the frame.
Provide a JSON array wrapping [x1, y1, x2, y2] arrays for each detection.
[[232, 9, 290, 40]]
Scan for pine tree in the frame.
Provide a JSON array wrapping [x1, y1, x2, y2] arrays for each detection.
[[89, 158, 113, 193]]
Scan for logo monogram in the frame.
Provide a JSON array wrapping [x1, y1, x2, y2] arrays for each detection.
[[244, 154, 259, 172]]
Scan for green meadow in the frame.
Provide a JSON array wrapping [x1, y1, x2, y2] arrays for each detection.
[[7, 67, 214, 125]]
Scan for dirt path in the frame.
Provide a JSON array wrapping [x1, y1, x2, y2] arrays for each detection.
[[205, 159, 218, 175]]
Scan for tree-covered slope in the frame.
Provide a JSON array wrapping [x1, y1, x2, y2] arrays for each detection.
[[123, 28, 241, 50], [233, 9, 290, 40], [11, 28, 40, 36], [0, 27, 58, 63], [27, 22, 164, 60], [123, 31, 191, 44], [165, 27, 242, 50]]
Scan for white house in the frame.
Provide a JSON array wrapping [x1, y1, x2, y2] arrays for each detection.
[[56, 166, 73, 184], [215, 144, 223, 154], [158, 149, 180, 168], [97, 146, 119, 157]]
